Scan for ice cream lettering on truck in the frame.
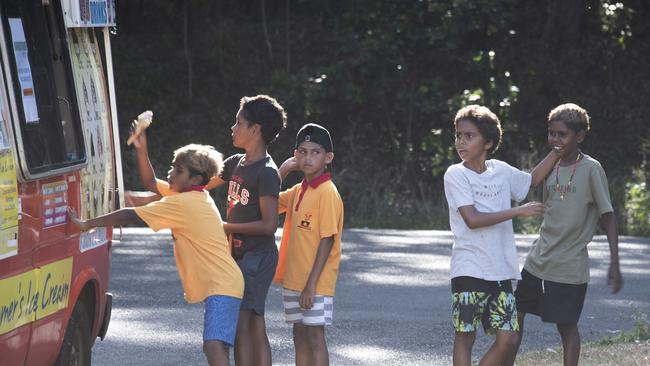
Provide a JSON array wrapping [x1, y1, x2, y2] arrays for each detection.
[[0, 0, 123, 365]]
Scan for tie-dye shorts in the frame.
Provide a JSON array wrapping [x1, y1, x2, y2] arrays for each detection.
[[451, 276, 519, 334]]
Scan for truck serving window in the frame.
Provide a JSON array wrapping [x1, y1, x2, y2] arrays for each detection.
[[1, 0, 85, 175]]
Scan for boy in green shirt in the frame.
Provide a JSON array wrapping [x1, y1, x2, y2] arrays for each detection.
[[506, 103, 623, 366]]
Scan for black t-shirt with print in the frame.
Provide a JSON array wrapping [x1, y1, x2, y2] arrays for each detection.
[[220, 153, 280, 259]]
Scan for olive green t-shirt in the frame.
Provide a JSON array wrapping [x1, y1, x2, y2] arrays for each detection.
[[523, 154, 613, 284]]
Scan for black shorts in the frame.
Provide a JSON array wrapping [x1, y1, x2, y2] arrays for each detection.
[[514, 269, 587, 324], [237, 248, 278, 315]]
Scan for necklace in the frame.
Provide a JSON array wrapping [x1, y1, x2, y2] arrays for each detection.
[[554, 152, 581, 200]]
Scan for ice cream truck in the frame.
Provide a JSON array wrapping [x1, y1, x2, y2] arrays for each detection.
[[0, 1, 122, 365]]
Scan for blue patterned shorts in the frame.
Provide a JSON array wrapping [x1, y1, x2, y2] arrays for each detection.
[[203, 295, 241, 346], [451, 276, 519, 335]]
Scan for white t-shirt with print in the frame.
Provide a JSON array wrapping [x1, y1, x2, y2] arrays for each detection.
[[444, 159, 531, 281]]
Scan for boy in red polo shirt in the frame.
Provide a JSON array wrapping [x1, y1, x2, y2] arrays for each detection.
[[274, 123, 344, 366]]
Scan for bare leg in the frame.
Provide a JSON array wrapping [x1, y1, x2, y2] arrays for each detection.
[[293, 323, 312, 366], [502, 311, 526, 366], [453, 331, 476, 366], [306, 325, 329, 366], [249, 312, 272, 366], [557, 323, 580, 366], [479, 329, 519, 366], [204, 340, 230, 366], [234, 310, 252, 366]]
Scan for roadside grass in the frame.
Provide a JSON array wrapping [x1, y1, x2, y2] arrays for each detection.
[[515, 341, 650, 366], [515, 313, 650, 366]]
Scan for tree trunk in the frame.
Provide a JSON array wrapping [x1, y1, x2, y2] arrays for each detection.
[[261, 0, 274, 66], [285, 0, 290, 73], [184, 1, 193, 106]]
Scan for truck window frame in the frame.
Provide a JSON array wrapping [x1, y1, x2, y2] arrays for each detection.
[[0, 0, 86, 180]]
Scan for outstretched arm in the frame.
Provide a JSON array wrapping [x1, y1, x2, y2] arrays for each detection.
[[530, 150, 561, 188], [223, 196, 279, 235], [300, 235, 335, 309], [600, 212, 623, 294], [124, 190, 162, 207], [458, 202, 544, 229], [68, 207, 144, 231], [131, 130, 159, 194]]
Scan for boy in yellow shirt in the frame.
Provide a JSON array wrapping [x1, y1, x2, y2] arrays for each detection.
[[275, 123, 344, 366], [68, 129, 244, 366]]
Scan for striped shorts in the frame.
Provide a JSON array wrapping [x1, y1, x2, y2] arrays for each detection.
[[282, 288, 333, 326]]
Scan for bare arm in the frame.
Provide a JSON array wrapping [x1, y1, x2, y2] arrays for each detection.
[[223, 195, 279, 235], [131, 131, 159, 194], [205, 175, 226, 191], [530, 150, 561, 188], [124, 190, 162, 207], [300, 235, 335, 309], [278, 156, 299, 181], [68, 207, 144, 231], [458, 202, 544, 229], [600, 212, 623, 294]]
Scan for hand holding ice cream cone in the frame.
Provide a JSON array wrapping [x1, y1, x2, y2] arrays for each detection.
[[127, 110, 153, 146]]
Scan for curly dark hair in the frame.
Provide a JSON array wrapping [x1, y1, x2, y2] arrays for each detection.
[[239, 95, 287, 144], [453, 104, 502, 155], [547, 103, 590, 133]]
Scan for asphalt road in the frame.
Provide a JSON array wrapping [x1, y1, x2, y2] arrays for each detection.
[[92, 228, 650, 365]]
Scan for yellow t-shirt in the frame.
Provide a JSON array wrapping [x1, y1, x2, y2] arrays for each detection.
[[134, 180, 244, 303], [275, 179, 344, 296]]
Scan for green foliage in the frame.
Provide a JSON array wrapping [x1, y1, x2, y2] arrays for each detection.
[[597, 309, 650, 345], [348, 208, 449, 231], [625, 172, 650, 236], [112, 0, 650, 230], [513, 216, 542, 235]]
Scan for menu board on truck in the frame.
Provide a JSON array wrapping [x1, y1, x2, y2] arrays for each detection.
[[8, 19, 39, 124], [0, 104, 19, 260]]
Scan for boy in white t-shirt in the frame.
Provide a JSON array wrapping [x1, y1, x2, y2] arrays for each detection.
[[443, 105, 559, 366]]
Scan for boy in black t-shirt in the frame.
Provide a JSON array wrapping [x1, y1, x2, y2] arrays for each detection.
[[206, 95, 286, 366]]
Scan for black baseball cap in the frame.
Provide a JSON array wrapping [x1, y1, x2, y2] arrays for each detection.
[[295, 123, 333, 152]]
